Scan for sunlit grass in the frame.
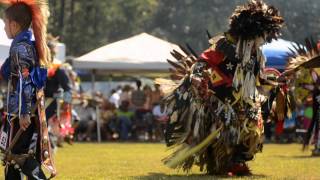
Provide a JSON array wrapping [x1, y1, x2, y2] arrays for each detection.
[[0, 143, 319, 179]]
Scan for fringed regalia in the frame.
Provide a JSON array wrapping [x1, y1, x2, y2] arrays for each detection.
[[45, 62, 74, 148], [46, 35, 74, 148], [159, 0, 284, 175], [284, 38, 320, 156], [0, 0, 56, 179]]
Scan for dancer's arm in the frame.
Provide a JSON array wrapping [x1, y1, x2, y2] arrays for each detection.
[[12, 44, 34, 130]]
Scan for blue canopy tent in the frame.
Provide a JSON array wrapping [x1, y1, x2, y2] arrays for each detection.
[[262, 38, 297, 71]]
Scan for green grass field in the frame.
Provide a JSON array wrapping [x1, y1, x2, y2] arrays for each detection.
[[0, 143, 319, 179]]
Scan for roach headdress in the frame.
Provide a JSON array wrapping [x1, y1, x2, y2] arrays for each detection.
[[1, 0, 50, 66], [0, 1, 56, 177]]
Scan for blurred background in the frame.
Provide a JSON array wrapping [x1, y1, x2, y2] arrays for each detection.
[[0, 2, 319, 179], [0, 0, 318, 57], [0, 0, 318, 144]]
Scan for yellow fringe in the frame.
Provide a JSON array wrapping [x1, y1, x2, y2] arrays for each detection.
[[239, 121, 263, 155], [165, 126, 223, 168]]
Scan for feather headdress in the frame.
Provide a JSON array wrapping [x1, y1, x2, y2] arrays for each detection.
[[226, 0, 284, 105], [1, 0, 50, 66], [284, 38, 320, 153], [228, 0, 284, 41], [286, 38, 320, 73]]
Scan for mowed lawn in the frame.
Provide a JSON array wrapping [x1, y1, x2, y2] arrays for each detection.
[[0, 143, 319, 179]]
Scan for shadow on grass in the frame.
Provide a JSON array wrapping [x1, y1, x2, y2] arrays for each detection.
[[132, 172, 267, 180], [275, 155, 320, 159]]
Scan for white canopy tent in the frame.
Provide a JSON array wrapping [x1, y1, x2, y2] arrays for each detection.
[[72, 33, 185, 142], [72, 33, 184, 72], [0, 19, 66, 64], [0, 19, 13, 61]]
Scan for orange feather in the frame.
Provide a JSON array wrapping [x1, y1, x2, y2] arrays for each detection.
[[0, 0, 50, 66]]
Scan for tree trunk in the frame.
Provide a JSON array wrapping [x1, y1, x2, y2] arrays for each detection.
[[59, 0, 65, 38], [69, 0, 75, 53]]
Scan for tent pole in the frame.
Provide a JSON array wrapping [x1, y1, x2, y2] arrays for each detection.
[[91, 69, 96, 91], [91, 69, 102, 143], [96, 104, 102, 143]]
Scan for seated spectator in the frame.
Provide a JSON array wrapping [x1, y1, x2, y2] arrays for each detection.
[[109, 88, 121, 108], [74, 92, 106, 141], [73, 101, 97, 141], [100, 98, 117, 140], [120, 85, 132, 106], [152, 103, 168, 141], [115, 101, 134, 141]]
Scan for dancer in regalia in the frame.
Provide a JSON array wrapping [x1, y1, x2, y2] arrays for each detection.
[[0, 0, 56, 179], [45, 35, 74, 149], [159, 0, 284, 175], [284, 39, 320, 156]]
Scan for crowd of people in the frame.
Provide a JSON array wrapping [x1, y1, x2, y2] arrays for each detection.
[[1, 0, 320, 178], [45, 31, 169, 144], [73, 80, 168, 142]]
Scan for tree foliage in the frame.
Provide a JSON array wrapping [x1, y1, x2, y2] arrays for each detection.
[[1, 0, 320, 56], [47, 0, 158, 56]]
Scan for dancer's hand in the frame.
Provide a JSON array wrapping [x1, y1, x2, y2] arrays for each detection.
[[19, 114, 31, 131]]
